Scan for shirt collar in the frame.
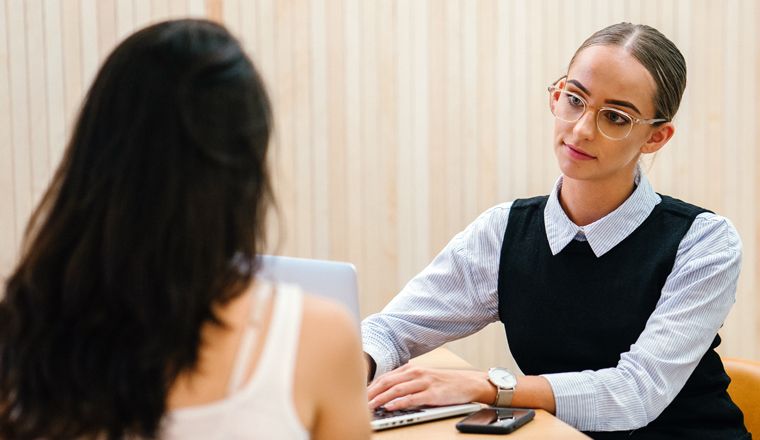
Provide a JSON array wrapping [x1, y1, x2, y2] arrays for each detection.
[[544, 165, 661, 257]]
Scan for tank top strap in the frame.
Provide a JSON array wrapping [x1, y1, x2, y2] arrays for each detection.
[[226, 281, 273, 395], [252, 283, 303, 397]]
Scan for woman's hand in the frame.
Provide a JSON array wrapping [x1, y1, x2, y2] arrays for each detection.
[[367, 364, 495, 410]]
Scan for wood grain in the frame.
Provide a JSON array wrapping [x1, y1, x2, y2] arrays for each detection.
[[0, 0, 758, 368]]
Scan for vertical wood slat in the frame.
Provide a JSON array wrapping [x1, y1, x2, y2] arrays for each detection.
[[360, 0, 380, 312], [721, 0, 742, 357], [187, 0, 205, 17], [737, 0, 758, 360], [6, 0, 32, 257], [460, 0, 477, 232], [149, 0, 169, 21], [168, 0, 185, 16], [115, 0, 134, 49], [96, 0, 117, 62], [237, 0, 256, 50], [205, 0, 222, 22], [25, 0, 50, 207], [342, 0, 365, 310], [756, 0, 760, 361], [271, 0, 296, 260], [495, 0, 510, 203], [394, 0, 411, 289], [0, 1, 758, 366], [325, 0, 347, 262], [221, 0, 240, 36], [309, 0, 329, 259], [133, 0, 152, 29], [443, 0, 462, 250], [255, 0, 281, 253], [79, 0, 98, 94], [0, 0, 16, 277], [42, 0, 65, 178], [292, 0, 312, 258], [427, 0, 446, 256], [60, 0, 82, 148], [410, 0, 429, 272]]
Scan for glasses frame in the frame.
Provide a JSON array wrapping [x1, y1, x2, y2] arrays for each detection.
[[547, 76, 669, 140]]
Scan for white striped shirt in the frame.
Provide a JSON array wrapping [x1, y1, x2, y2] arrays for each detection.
[[361, 169, 742, 431]]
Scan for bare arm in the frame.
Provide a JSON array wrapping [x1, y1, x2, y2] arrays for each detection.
[[301, 296, 370, 440]]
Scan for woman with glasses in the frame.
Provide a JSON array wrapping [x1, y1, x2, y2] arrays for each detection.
[[363, 23, 749, 439], [0, 20, 370, 439]]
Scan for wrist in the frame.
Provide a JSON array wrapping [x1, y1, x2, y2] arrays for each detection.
[[473, 370, 498, 404], [364, 353, 377, 384], [487, 367, 517, 407]]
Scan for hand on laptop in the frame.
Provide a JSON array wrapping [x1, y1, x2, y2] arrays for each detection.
[[367, 364, 495, 411]]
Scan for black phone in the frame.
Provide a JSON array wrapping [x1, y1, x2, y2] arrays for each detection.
[[455, 408, 535, 434]]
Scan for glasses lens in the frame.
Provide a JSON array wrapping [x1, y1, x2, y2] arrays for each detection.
[[597, 109, 633, 140], [550, 89, 585, 122]]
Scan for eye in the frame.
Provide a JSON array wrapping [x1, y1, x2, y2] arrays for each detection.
[[565, 93, 584, 108], [604, 110, 631, 126]]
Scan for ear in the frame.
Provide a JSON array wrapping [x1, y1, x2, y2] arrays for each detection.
[[640, 122, 675, 154], [549, 77, 567, 113]]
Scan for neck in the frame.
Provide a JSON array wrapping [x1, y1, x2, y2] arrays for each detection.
[[558, 170, 637, 226]]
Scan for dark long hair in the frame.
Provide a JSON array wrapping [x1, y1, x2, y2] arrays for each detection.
[[0, 19, 273, 439]]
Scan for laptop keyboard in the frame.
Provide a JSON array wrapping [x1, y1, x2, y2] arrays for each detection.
[[372, 407, 424, 420]]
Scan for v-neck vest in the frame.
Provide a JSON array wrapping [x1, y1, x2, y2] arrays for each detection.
[[498, 195, 747, 439]]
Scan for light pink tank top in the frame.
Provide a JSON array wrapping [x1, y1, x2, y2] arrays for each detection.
[[162, 282, 309, 439]]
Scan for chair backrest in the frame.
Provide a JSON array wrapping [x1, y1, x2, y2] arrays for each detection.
[[724, 357, 760, 435]]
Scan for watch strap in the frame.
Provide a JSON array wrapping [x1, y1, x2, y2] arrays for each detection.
[[493, 386, 514, 407]]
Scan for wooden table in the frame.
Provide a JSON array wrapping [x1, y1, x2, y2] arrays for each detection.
[[372, 348, 589, 439]]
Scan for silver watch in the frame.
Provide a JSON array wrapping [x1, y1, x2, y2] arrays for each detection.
[[487, 367, 517, 407]]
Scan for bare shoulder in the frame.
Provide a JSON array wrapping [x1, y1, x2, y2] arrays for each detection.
[[293, 292, 370, 439], [299, 293, 361, 354]]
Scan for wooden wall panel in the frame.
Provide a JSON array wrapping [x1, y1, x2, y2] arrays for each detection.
[[0, 0, 14, 276], [1, 0, 758, 370]]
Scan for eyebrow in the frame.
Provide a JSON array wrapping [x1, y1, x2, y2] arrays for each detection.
[[566, 79, 642, 115]]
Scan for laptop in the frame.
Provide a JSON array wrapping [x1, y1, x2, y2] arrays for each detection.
[[371, 403, 482, 431], [255, 255, 482, 430], [256, 254, 360, 320]]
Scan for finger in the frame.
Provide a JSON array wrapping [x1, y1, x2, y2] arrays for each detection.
[[384, 391, 430, 411], [366, 367, 423, 401], [368, 379, 427, 410]]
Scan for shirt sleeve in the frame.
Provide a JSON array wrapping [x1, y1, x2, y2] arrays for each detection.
[[542, 212, 743, 431], [361, 203, 511, 379]]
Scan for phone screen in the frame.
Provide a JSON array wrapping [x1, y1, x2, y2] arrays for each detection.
[[456, 408, 535, 434]]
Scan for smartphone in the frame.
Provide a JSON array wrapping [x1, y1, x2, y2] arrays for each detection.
[[455, 408, 535, 434]]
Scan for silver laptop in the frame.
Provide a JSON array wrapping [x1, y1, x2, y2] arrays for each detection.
[[256, 255, 360, 320], [371, 403, 482, 431], [255, 255, 482, 430]]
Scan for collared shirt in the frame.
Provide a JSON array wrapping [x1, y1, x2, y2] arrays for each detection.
[[361, 169, 742, 431]]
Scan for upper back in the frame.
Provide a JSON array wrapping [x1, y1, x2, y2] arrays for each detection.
[[163, 280, 370, 439]]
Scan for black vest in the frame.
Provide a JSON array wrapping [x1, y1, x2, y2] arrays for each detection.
[[497, 195, 749, 439]]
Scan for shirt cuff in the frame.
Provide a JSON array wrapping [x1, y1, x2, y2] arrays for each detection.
[[541, 371, 597, 430], [361, 327, 402, 381]]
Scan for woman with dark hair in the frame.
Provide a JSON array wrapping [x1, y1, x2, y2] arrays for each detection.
[[363, 23, 750, 439], [0, 19, 369, 439]]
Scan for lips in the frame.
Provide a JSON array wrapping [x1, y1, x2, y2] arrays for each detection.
[[563, 143, 597, 159]]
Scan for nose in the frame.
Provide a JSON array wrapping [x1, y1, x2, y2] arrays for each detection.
[[573, 109, 596, 141]]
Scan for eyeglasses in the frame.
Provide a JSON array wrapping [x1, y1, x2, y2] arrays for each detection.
[[547, 77, 668, 140]]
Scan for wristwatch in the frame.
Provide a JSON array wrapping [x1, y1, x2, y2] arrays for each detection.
[[487, 367, 517, 407]]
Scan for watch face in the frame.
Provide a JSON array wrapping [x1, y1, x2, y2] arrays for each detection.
[[489, 368, 517, 388]]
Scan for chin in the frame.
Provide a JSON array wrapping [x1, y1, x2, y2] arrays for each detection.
[[556, 157, 594, 181]]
